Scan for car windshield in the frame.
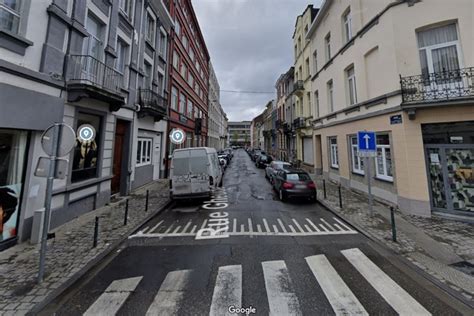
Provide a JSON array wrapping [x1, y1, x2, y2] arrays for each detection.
[[286, 173, 311, 181]]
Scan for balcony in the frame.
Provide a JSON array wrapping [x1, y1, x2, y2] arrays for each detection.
[[293, 80, 304, 96], [275, 119, 284, 129], [293, 117, 305, 129], [138, 88, 167, 121], [263, 130, 272, 137], [66, 55, 125, 111], [400, 67, 474, 106], [283, 122, 292, 134]]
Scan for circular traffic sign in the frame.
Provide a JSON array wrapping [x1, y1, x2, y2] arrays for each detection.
[[77, 124, 96, 143], [41, 123, 76, 157], [169, 128, 186, 145]]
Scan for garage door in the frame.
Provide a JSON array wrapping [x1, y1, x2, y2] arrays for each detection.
[[303, 137, 314, 164]]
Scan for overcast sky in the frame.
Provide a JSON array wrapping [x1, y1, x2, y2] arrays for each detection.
[[192, 0, 322, 122]]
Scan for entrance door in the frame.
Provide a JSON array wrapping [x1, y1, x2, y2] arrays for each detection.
[[112, 120, 127, 194], [153, 133, 162, 180]]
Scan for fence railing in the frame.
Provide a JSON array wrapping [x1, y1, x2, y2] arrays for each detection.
[[139, 88, 167, 115]]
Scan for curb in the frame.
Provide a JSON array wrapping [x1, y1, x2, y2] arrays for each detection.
[[29, 198, 172, 315], [316, 198, 474, 311]]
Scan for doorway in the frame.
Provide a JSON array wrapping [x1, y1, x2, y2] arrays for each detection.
[[112, 120, 128, 194]]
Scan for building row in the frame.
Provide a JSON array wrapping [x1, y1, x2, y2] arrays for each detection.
[[0, 0, 227, 250], [253, 0, 474, 221]]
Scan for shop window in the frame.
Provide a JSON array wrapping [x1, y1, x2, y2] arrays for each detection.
[[72, 113, 101, 183], [350, 136, 364, 175], [136, 138, 152, 167], [329, 137, 338, 168], [0, 129, 27, 243], [375, 134, 393, 181]]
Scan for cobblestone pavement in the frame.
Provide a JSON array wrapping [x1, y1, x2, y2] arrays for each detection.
[[313, 177, 474, 303], [0, 180, 170, 315]]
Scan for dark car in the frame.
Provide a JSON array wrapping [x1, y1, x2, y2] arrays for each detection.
[[252, 150, 265, 162], [255, 154, 272, 168], [272, 169, 316, 202], [217, 150, 231, 164], [265, 161, 292, 184]]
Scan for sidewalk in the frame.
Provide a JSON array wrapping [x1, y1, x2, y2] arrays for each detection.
[[311, 175, 474, 305], [0, 179, 170, 315]]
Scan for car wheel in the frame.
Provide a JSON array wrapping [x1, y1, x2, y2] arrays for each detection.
[[279, 189, 286, 202]]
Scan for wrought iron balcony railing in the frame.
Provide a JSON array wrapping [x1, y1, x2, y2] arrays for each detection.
[[293, 80, 304, 95], [275, 119, 284, 129], [400, 67, 474, 104], [139, 88, 167, 120], [66, 55, 124, 94], [293, 117, 305, 129]]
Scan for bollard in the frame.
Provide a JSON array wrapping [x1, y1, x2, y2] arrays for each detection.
[[93, 216, 99, 248], [145, 190, 149, 212], [390, 206, 397, 242], [338, 185, 343, 209], [323, 179, 327, 199], [124, 199, 129, 226]]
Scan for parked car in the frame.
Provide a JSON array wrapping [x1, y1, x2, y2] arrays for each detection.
[[255, 154, 272, 168], [170, 147, 223, 200], [218, 150, 231, 164], [224, 148, 234, 159], [272, 169, 316, 202], [252, 150, 265, 162], [265, 161, 292, 183], [218, 155, 228, 169]]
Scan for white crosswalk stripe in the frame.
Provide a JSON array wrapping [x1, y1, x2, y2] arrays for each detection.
[[209, 265, 242, 316], [341, 248, 431, 315], [305, 255, 368, 315], [146, 270, 192, 316], [262, 260, 302, 316], [83, 276, 142, 316]]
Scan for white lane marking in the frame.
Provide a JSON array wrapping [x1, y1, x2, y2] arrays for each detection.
[[233, 219, 237, 232], [263, 218, 271, 232], [273, 225, 279, 233], [84, 276, 142, 316], [277, 219, 288, 233], [128, 230, 358, 239], [333, 217, 352, 231], [306, 219, 321, 232], [333, 224, 344, 231], [164, 224, 175, 234], [141, 226, 150, 234], [320, 218, 336, 231], [341, 248, 431, 315], [182, 221, 192, 233], [240, 224, 245, 232], [149, 220, 164, 233], [248, 218, 253, 233], [200, 219, 208, 231], [257, 224, 263, 233], [209, 265, 242, 316], [172, 226, 182, 234], [146, 270, 192, 316], [288, 225, 296, 233], [305, 255, 368, 315], [292, 219, 304, 233], [262, 260, 302, 316], [319, 224, 329, 232], [304, 224, 313, 233], [190, 225, 197, 234]]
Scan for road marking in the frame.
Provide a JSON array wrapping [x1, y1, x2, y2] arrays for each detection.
[[288, 225, 296, 233], [304, 224, 312, 232], [200, 219, 208, 230], [248, 218, 253, 233], [233, 219, 237, 232], [277, 219, 288, 233], [305, 255, 368, 315], [320, 218, 335, 231], [240, 224, 245, 232], [341, 248, 431, 315], [319, 224, 329, 232], [83, 276, 142, 316], [149, 220, 164, 233], [305, 219, 320, 232], [262, 260, 302, 316], [141, 226, 150, 234], [209, 265, 242, 316], [146, 270, 192, 316], [333, 217, 352, 231], [263, 218, 271, 232], [190, 225, 197, 234], [273, 225, 279, 233], [172, 225, 181, 234], [257, 224, 263, 233], [182, 221, 192, 233], [292, 219, 304, 233], [164, 224, 174, 234]]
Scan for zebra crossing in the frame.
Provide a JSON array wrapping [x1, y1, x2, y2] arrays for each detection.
[[82, 248, 431, 315], [129, 216, 357, 239]]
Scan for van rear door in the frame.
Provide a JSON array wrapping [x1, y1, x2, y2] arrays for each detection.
[[171, 150, 191, 196], [189, 149, 209, 194]]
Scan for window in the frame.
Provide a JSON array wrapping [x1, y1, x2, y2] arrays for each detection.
[[325, 33, 331, 61], [189, 47, 195, 62], [146, 13, 155, 44], [375, 134, 393, 181], [417, 23, 461, 78], [313, 50, 318, 74], [343, 8, 352, 43], [119, 0, 133, 18], [179, 92, 186, 114], [115, 39, 128, 73], [180, 62, 187, 79], [136, 138, 152, 166], [187, 99, 193, 118], [350, 136, 364, 175], [72, 113, 101, 183], [84, 15, 104, 60], [182, 35, 188, 50], [172, 51, 179, 69], [157, 73, 164, 94], [307, 92, 311, 116], [314, 90, 319, 118], [0, 0, 21, 34], [144, 62, 152, 88], [159, 31, 167, 56], [305, 58, 310, 78], [188, 72, 194, 88], [175, 19, 181, 37], [185, 132, 193, 148], [329, 137, 338, 168], [346, 66, 357, 105], [171, 86, 178, 110], [327, 80, 334, 112]]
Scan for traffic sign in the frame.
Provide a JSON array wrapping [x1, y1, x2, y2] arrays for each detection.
[[357, 131, 376, 152], [34, 157, 68, 179], [41, 123, 76, 157], [169, 128, 186, 145]]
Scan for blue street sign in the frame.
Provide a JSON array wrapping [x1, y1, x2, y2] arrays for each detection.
[[357, 131, 376, 151]]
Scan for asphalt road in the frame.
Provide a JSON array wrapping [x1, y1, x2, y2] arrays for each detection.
[[45, 149, 470, 315]]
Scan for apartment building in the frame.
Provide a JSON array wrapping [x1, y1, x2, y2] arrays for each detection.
[[228, 121, 251, 147], [292, 5, 318, 171], [251, 112, 264, 149], [307, 0, 474, 219], [262, 100, 276, 155], [275, 74, 286, 160], [167, 0, 210, 160], [275, 66, 296, 162], [207, 62, 225, 150], [0, 0, 172, 249]]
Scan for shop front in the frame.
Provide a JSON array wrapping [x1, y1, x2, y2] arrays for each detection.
[[423, 121, 474, 217]]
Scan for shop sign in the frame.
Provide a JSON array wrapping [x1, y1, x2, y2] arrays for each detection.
[[450, 136, 463, 144]]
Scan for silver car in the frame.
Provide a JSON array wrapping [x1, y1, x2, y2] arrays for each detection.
[[265, 161, 292, 184]]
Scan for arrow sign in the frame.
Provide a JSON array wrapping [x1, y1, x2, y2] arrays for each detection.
[[358, 131, 376, 152]]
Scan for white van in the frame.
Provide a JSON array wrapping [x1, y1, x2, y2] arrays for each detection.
[[170, 147, 223, 200]]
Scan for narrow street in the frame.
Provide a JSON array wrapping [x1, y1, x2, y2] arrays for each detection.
[[42, 150, 467, 315]]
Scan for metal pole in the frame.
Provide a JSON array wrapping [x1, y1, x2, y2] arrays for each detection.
[[323, 179, 327, 199], [390, 206, 397, 242], [93, 216, 99, 248], [124, 199, 129, 226], [145, 190, 149, 212], [367, 156, 373, 217], [38, 124, 60, 283], [338, 185, 343, 209]]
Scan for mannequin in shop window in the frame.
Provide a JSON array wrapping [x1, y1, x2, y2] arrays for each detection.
[[0, 187, 17, 241]]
